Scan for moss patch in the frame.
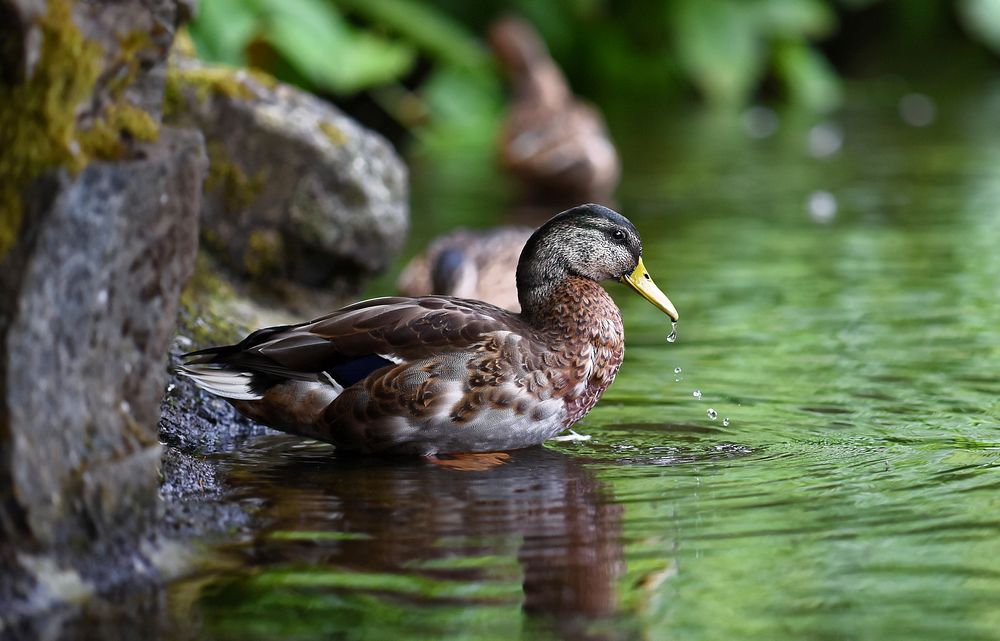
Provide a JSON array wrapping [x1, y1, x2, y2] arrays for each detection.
[[163, 61, 280, 123], [165, 65, 255, 114], [77, 103, 160, 158], [318, 121, 348, 146], [0, 0, 102, 256], [203, 142, 265, 212], [247, 68, 278, 91], [172, 28, 198, 59], [243, 228, 284, 278], [177, 252, 246, 347], [104, 30, 153, 100]]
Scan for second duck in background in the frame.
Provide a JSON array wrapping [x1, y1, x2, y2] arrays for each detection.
[[397, 226, 533, 312], [489, 16, 620, 201]]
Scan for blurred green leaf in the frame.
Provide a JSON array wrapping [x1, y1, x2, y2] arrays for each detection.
[[258, 0, 415, 94], [325, 33, 415, 93], [751, 0, 837, 39], [255, 0, 344, 28], [418, 67, 502, 148], [187, 0, 1000, 123], [773, 41, 842, 112], [958, 0, 1000, 54], [671, 0, 765, 105], [337, 0, 488, 69], [189, 0, 259, 65]]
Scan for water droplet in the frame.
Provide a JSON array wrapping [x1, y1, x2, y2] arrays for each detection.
[[807, 122, 843, 158], [722, 417, 730, 427], [807, 190, 837, 224], [666, 322, 678, 343], [899, 93, 935, 127], [707, 408, 717, 420], [692, 390, 702, 399], [742, 105, 779, 139]]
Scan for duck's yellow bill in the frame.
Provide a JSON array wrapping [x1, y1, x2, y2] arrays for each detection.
[[621, 258, 679, 321]]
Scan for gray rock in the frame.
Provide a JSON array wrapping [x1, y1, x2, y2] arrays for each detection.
[[0, 127, 206, 609], [165, 56, 409, 298]]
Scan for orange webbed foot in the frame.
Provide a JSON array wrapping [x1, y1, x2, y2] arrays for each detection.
[[425, 452, 511, 471]]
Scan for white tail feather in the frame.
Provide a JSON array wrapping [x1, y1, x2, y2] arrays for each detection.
[[178, 364, 263, 401]]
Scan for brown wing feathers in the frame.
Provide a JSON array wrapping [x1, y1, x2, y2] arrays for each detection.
[[184, 297, 525, 385]]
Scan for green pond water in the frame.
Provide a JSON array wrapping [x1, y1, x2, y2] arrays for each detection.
[[178, 85, 999, 641]]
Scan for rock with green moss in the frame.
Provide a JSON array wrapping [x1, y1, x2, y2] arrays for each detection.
[[0, 0, 209, 618], [165, 55, 409, 299], [0, 0, 195, 258]]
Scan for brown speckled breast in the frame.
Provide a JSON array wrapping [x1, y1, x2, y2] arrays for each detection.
[[532, 276, 625, 425]]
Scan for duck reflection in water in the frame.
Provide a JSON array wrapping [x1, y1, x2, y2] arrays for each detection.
[[206, 440, 626, 640]]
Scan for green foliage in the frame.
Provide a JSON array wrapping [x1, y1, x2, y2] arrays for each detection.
[[773, 40, 842, 112], [592, 0, 840, 109], [186, 0, 1000, 137], [336, 0, 488, 69], [189, 0, 409, 93], [670, 0, 769, 107], [958, 0, 1000, 53], [188, 0, 485, 96], [187, 0, 258, 66], [417, 67, 503, 149], [260, 0, 414, 94]]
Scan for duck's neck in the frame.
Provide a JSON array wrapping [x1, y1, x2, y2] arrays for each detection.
[[521, 276, 626, 426], [520, 276, 624, 344]]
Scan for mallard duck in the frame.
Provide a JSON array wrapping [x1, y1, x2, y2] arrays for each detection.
[[489, 16, 620, 199], [179, 204, 677, 456], [396, 226, 534, 312]]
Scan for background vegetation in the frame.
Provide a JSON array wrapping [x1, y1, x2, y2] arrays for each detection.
[[188, 0, 1000, 151]]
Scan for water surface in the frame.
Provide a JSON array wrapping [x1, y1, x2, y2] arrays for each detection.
[[178, 86, 1000, 641]]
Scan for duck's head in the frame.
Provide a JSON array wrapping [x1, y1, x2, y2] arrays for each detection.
[[516, 204, 679, 321]]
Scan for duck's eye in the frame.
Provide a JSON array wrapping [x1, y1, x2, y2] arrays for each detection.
[[612, 229, 626, 242]]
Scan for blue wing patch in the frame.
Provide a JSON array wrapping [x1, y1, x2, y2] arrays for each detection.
[[325, 354, 397, 387]]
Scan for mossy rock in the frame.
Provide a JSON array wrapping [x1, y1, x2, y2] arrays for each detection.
[[0, 0, 162, 258], [161, 55, 409, 300]]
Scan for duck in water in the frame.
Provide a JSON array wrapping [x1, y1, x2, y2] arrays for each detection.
[[180, 204, 677, 456]]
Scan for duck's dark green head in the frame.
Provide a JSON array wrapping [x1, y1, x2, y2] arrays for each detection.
[[516, 204, 678, 320]]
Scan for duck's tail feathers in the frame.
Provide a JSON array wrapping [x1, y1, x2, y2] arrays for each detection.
[[177, 363, 263, 401]]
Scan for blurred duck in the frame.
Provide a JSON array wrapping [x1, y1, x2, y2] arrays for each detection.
[[397, 225, 533, 312], [489, 16, 620, 199], [180, 204, 677, 456]]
